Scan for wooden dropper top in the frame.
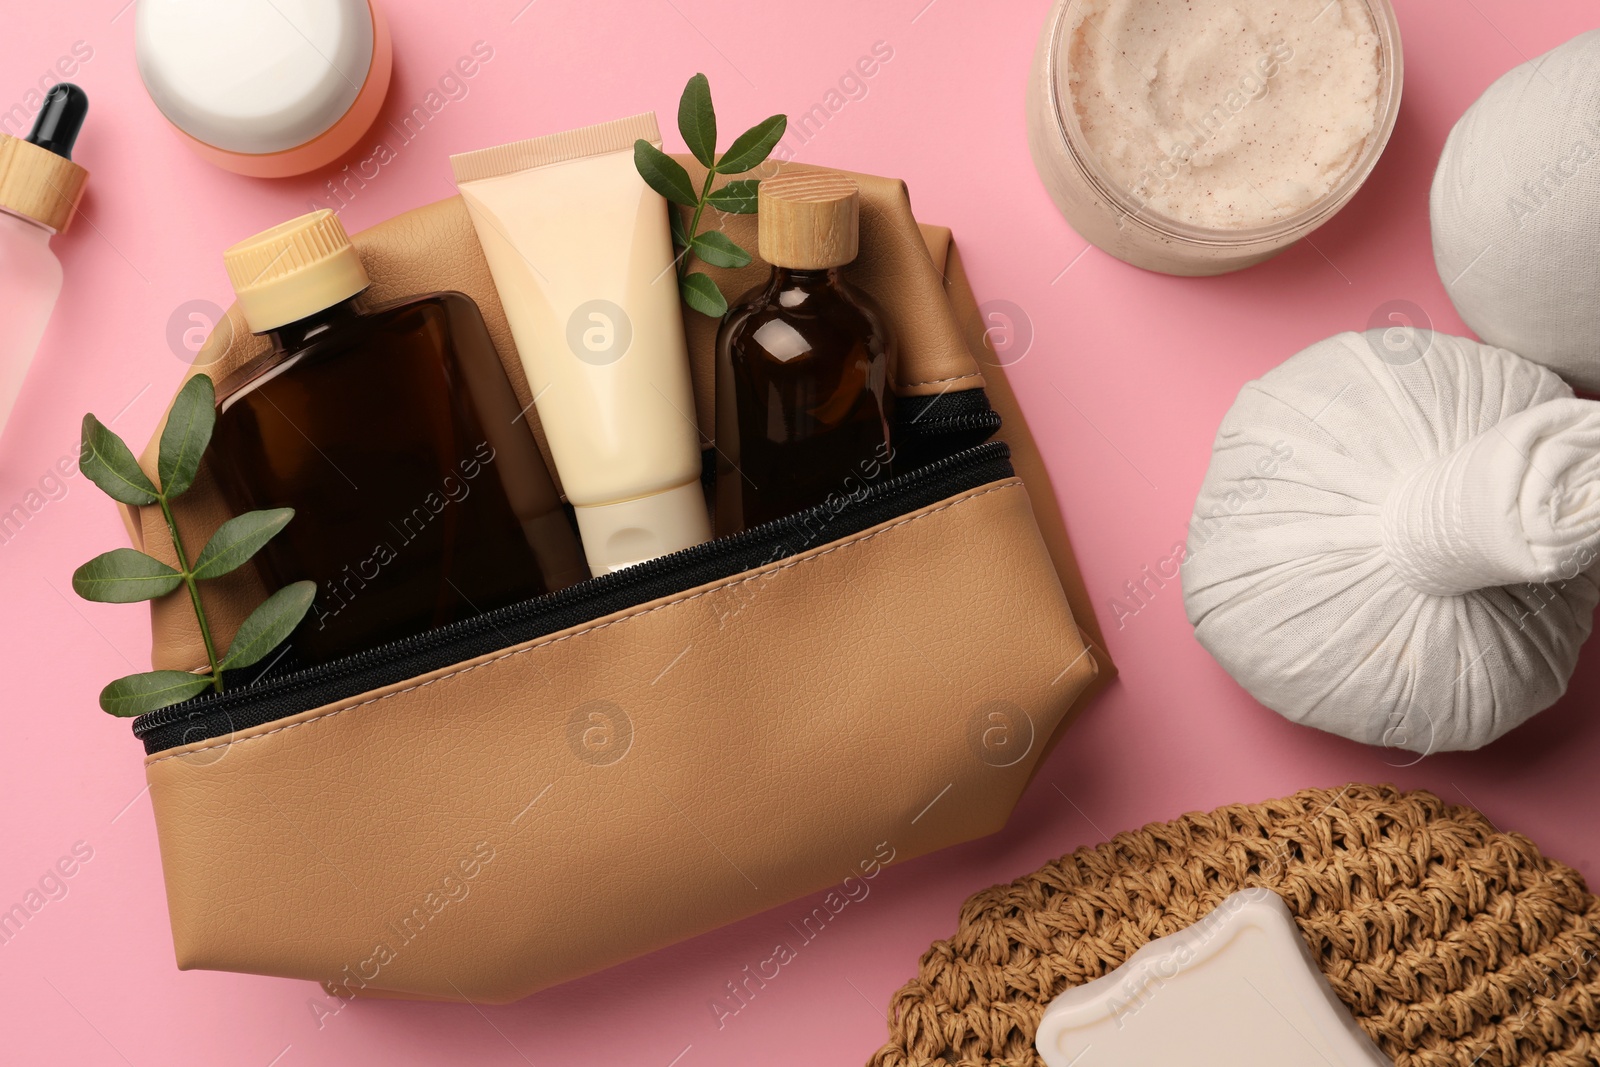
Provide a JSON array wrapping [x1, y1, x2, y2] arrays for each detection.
[[757, 173, 860, 270], [0, 84, 89, 234]]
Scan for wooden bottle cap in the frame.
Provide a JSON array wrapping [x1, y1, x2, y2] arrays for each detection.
[[0, 133, 88, 234], [758, 173, 860, 269]]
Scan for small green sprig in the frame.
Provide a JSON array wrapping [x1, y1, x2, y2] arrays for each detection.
[[74, 374, 315, 716], [634, 73, 787, 318]]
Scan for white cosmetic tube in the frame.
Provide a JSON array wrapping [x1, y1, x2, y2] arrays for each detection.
[[452, 113, 710, 575]]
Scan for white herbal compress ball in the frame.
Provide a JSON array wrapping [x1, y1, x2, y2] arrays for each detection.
[[1183, 330, 1600, 753], [1432, 29, 1600, 393]]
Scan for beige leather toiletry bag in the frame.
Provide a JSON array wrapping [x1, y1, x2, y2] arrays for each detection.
[[121, 163, 1113, 1003]]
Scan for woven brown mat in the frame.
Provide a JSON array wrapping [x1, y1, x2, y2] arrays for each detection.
[[870, 784, 1600, 1067]]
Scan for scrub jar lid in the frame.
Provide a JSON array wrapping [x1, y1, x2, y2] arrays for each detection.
[[136, 0, 388, 173], [1029, 0, 1403, 275]]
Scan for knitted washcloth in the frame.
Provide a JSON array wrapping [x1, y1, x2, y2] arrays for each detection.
[[870, 785, 1600, 1067]]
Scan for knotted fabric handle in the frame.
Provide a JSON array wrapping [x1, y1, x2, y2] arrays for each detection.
[[1382, 399, 1600, 596]]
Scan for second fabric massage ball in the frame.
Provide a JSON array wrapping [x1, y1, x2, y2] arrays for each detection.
[[1183, 330, 1600, 753], [1431, 29, 1600, 393]]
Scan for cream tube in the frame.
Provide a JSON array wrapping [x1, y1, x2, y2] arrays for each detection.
[[452, 113, 710, 574]]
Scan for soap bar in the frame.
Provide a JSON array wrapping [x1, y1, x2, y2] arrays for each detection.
[[1035, 889, 1391, 1067]]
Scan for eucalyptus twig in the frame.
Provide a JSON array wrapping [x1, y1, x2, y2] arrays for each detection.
[[74, 373, 315, 716], [634, 72, 787, 318]]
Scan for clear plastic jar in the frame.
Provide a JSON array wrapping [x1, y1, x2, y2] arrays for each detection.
[[1025, 0, 1404, 276]]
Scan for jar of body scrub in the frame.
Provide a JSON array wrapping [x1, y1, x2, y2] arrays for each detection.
[[1026, 0, 1402, 276]]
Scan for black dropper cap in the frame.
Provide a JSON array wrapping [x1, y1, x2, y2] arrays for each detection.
[[25, 84, 89, 160]]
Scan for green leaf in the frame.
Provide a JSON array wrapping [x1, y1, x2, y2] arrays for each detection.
[[634, 140, 698, 207], [690, 230, 753, 269], [191, 508, 294, 582], [72, 548, 183, 604], [223, 580, 316, 670], [680, 272, 729, 318], [706, 179, 760, 214], [677, 73, 717, 168], [716, 115, 787, 173], [80, 414, 159, 506], [669, 205, 690, 249], [99, 670, 213, 717], [158, 374, 216, 499]]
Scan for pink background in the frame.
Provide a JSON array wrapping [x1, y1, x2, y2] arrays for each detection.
[[3, 0, 1597, 1063]]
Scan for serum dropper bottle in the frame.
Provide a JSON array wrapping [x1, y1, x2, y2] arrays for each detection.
[[0, 84, 89, 437]]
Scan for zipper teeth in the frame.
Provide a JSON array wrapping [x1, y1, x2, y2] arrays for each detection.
[[133, 441, 1012, 747], [915, 412, 1002, 430]]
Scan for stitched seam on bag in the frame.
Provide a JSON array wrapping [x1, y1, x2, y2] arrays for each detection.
[[148, 479, 1026, 766], [901, 371, 983, 386]]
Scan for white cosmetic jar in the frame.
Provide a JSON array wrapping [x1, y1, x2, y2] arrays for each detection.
[[136, 0, 393, 179]]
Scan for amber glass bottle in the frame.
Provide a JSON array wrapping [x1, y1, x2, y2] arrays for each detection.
[[715, 174, 896, 535], [211, 210, 585, 664]]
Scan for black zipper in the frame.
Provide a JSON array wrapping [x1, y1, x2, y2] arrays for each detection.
[[134, 441, 1015, 754], [894, 390, 1005, 470]]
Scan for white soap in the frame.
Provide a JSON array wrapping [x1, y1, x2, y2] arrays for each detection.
[[1035, 888, 1392, 1067]]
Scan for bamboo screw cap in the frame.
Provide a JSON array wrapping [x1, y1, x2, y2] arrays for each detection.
[[758, 173, 860, 270]]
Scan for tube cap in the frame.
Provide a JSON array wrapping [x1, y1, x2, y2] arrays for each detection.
[[0, 84, 90, 234], [573, 482, 712, 575], [224, 209, 370, 333]]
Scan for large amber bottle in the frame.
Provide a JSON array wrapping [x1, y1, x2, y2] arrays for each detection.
[[210, 210, 585, 664], [715, 174, 896, 534]]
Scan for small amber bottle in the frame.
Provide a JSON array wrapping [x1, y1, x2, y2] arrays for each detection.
[[715, 174, 896, 535], [211, 210, 586, 664]]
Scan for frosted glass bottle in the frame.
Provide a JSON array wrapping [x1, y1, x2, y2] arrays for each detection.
[[0, 211, 63, 431], [0, 84, 89, 437]]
